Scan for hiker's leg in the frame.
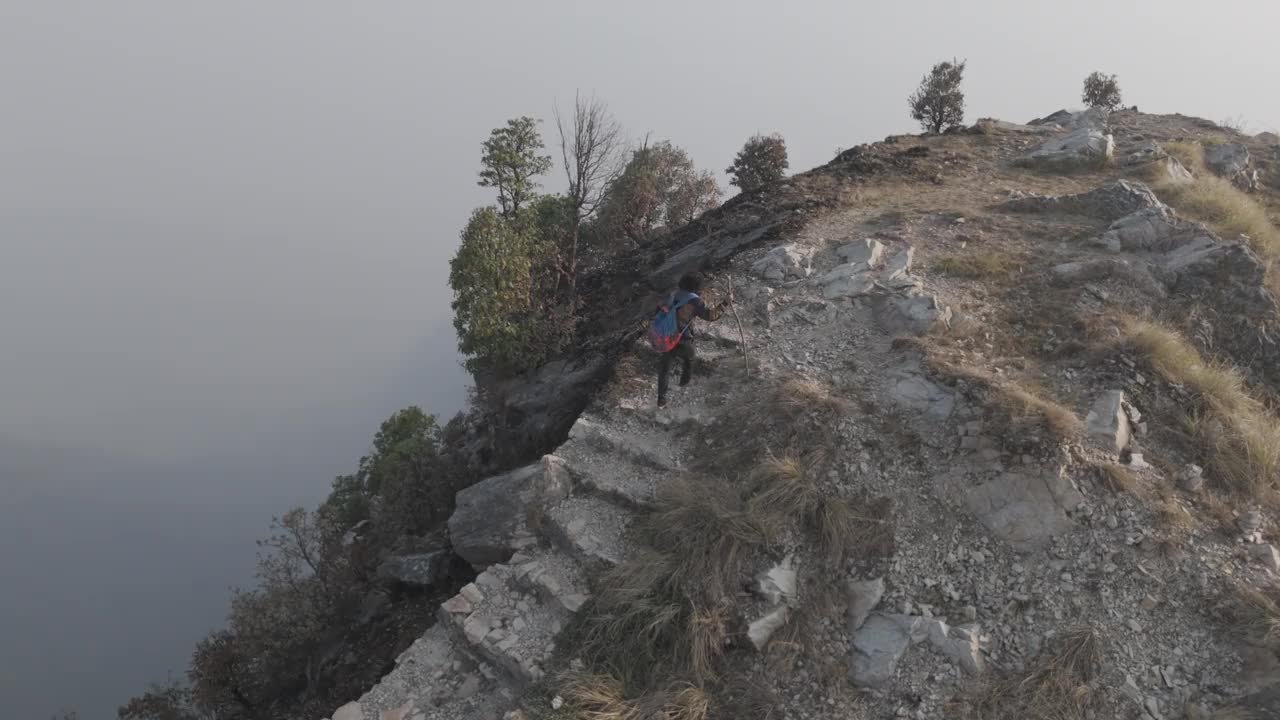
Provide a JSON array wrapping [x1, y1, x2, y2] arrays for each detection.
[[657, 349, 673, 405], [677, 339, 695, 386]]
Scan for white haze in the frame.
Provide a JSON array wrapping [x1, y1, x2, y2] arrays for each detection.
[[1, 1, 1276, 717]]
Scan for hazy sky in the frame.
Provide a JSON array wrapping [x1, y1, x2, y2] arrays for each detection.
[[2, 1, 1278, 718]]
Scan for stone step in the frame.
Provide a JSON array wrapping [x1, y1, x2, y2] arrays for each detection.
[[344, 623, 513, 720], [555, 450, 660, 510], [437, 557, 577, 687], [561, 415, 681, 471], [545, 494, 633, 569], [506, 547, 591, 614]]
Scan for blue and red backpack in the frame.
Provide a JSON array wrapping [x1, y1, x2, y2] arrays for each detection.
[[648, 291, 698, 352]]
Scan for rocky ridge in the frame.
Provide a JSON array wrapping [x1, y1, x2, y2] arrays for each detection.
[[326, 109, 1280, 720]]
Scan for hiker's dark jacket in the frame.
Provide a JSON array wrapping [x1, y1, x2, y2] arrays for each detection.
[[672, 289, 723, 338]]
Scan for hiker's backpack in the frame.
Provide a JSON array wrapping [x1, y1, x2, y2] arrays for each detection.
[[648, 291, 698, 352]]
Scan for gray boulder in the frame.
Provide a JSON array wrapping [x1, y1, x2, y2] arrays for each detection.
[[873, 288, 953, 336], [1204, 142, 1252, 186], [885, 363, 954, 420], [1004, 180, 1163, 221], [1256, 131, 1280, 145], [820, 263, 875, 299], [1085, 390, 1131, 452], [846, 577, 885, 632], [965, 467, 1084, 551], [751, 243, 813, 283], [850, 613, 924, 687], [377, 550, 451, 588], [449, 455, 572, 568], [1022, 127, 1114, 170], [837, 238, 886, 267]]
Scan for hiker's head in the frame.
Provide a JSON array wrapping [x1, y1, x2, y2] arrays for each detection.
[[678, 273, 704, 293]]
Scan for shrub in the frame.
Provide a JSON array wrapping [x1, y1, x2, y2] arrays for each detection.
[[909, 58, 967, 134], [597, 140, 720, 244], [449, 206, 564, 376], [1081, 72, 1123, 111], [726, 133, 789, 193]]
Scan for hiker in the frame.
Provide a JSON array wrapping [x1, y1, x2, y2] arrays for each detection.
[[648, 272, 733, 408]]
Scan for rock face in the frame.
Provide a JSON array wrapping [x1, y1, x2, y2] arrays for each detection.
[[849, 613, 986, 687], [449, 457, 572, 568], [1005, 180, 1163, 221], [752, 243, 813, 283], [837, 238, 886, 266], [846, 577, 885, 632], [820, 262, 875, 299], [873, 288, 953, 336], [377, 551, 452, 588], [1204, 142, 1258, 190], [885, 363, 955, 420], [850, 613, 921, 687], [965, 467, 1084, 551], [1022, 127, 1114, 170], [1085, 390, 1132, 452]]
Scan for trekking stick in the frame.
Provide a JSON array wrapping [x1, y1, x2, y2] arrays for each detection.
[[726, 275, 750, 376]]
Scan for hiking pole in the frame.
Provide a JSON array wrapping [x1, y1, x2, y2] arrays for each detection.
[[726, 275, 750, 376]]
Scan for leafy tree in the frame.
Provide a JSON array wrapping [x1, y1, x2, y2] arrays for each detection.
[[449, 207, 548, 376], [908, 58, 967, 133], [118, 678, 209, 720], [477, 116, 553, 218], [1082, 71, 1123, 111], [726, 134, 789, 193], [597, 139, 720, 243]]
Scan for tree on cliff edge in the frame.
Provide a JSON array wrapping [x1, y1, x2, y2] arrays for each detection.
[[908, 58, 967, 134]]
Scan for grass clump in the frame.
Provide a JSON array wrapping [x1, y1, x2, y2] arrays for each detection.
[[1098, 462, 1138, 494], [558, 672, 711, 720], [997, 382, 1085, 439], [1122, 318, 1280, 499], [951, 627, 1102, 720], [932, 251, 1018, 279], [1155, 141, 1280, 278]]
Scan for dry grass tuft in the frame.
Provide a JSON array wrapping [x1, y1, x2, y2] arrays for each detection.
[[642, 475, 776, 602], [932, 251, 1018, 279], [558, 673, 712, 720], [1154, 496, 1194, 531], [1224, 580, 1280, 650], [1121, 318, 1280, 499], [1098, 462, 1139, 495], [1155, 141, 1280, 285], [776, 377, 852, 419], [997, 382, 1085, 439], [952, 627, 1102, 720]]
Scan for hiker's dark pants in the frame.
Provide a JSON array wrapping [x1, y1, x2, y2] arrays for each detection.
[[657, 339, 695, 403]]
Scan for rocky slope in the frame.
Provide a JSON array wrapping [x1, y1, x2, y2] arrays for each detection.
[[325, 110, 1280, 720]]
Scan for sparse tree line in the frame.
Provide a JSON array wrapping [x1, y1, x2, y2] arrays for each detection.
[[449, 93, 794, 380]]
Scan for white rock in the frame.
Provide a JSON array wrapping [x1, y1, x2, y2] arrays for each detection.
[[1250, 543, 1280, 573], [1023, 127, 1115, 170], [837, 238, 886, 267], [752, 244, 814, 282], [847, 577, 886, 632], [820, 263, 875, 299], [1086, 390, 1131, 452], [754, 555, 798, 605], [748, 605, 791, 651], [332, 703, 363, 720]]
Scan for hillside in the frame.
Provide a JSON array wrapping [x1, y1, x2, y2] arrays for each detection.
[[324, 110, 1280, 720]]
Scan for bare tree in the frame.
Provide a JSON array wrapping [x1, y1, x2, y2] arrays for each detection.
[[554, 91, 626, 293]]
